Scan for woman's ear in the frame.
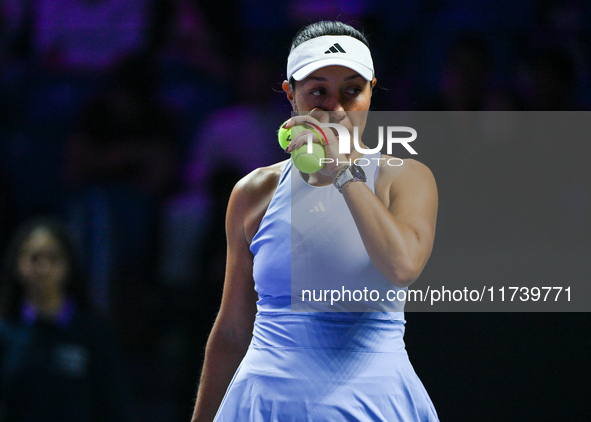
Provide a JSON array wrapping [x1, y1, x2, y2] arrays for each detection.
[[282, 80, 297, 112], [371, 77, 377, 92]]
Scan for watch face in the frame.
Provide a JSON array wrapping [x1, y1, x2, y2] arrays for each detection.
[[351, 164, 366, 180]]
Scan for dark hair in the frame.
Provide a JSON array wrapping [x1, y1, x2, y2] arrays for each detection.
[[288, 21, 370, 90], [0, 216, 90, 320]]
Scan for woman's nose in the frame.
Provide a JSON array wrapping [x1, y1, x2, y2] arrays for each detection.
[[324, 96, 345, 112], [320, 97, 346, 122]]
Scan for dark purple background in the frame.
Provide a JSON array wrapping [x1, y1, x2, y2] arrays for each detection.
[[0, 1, 589, 420]]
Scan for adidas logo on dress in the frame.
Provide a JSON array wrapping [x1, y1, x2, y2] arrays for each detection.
[[309, 201, 326, 213], [324, 43, 346, 54]]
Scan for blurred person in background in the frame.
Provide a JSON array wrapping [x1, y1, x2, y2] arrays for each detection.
[[59, 55, 182, 418], [62, 53, 179, 324], [0, 216, 131, 421]]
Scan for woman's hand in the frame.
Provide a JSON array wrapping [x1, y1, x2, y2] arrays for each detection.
[[283, 109, 350, 178]]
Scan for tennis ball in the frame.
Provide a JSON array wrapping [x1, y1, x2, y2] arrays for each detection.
[[292, 142, 326, 174], [277, 120, 326, 174], [278, 121, 292, 150]]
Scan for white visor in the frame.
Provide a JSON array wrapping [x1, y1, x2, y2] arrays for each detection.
[[287, 35, 374, 82]]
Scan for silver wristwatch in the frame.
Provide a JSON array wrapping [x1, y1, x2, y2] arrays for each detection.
[[333, 164, 367, 193]]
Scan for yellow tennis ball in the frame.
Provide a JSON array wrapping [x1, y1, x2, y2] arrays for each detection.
[[292, 142, 326, 174], [277, 121, 326, 174], [278, 120, 292, 150]]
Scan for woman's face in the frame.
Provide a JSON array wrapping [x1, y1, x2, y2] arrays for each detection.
[[285, 65, 376, 134], [17, 228, 69, 298]]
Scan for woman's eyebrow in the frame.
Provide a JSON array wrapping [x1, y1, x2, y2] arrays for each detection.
[[301, 76, 327, 84], [344, 74, 363, 81], [301, 73, 362, 85]]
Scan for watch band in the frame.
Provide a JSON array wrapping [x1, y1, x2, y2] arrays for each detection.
[[333, 164, 367, 193]]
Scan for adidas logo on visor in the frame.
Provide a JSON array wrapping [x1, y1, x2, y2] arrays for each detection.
[[286, 36, 374, 81], [324, 43, 346, 54]]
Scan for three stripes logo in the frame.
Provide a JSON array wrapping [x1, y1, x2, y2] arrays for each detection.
[[325, 43, 346, 54], [309, 201, 326, 213]]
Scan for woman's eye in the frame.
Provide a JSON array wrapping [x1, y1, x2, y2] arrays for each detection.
[[346, 87, 362, 95], [310, 88, 325, 96]]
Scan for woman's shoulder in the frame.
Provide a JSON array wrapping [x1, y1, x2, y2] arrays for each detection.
[[375, 156, 437, 205], [229, 160, 289, 243], [232, 160, 289, 201], [376, 156, 434, 182]]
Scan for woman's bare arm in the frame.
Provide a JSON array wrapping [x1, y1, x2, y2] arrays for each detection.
[[191, 164, 284, 422], [343, 158, 438, 288]]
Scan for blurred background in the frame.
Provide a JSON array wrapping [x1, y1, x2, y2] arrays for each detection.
[[0, 0, 589, 420]]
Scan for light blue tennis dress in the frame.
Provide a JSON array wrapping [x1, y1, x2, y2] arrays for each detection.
[[214, 153, 439, 421]]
